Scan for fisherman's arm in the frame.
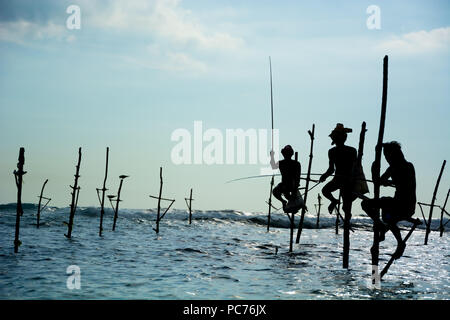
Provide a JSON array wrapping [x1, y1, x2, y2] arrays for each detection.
[[379, 167, 393, 186], [320, 150, 334, 182], [270, 150, 279, 169]]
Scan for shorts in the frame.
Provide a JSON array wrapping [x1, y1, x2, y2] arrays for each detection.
[[366, 196, 415, 223]]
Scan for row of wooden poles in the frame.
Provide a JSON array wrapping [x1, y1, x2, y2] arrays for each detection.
[[12, 147, 195, 253], [264, 56, 449, 279]]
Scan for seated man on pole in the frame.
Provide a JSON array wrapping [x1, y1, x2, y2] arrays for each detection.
[[270, 145, 302, 213], [319, 123, 358, 219], [361, 141, 417, 259]]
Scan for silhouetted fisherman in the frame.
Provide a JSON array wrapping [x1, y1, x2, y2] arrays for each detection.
[[361, 141, 416, 259], [319, 124, 357, 217], [270, 145, 301, 212]]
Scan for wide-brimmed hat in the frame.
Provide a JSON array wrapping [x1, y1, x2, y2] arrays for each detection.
[[329, 123, 352, 144]]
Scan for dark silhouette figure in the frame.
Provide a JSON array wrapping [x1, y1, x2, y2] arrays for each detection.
[[319, 124, 357, 217], [362, 141, 416, 259], [270, 145, 301, 212]]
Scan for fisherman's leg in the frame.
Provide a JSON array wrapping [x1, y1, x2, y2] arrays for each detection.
[[388, 223, 406, 259], [361, 198, 387, 240], [341, 186, 354, 221], [322, 179, 340, 214], [273, 183, 287, 207], [383, 200, 409, 259]]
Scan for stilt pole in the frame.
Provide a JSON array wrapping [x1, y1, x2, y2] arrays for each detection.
[[296, 124, 315, 243], [66, 148, 82, 239], [439, 189, 450, 237], [267, 176, 274, 231], [424, 160, 446, 244], [371, 55, 389, 279], [316, 194, 322, 228], [98, 147, 109, 237], [36, 179, 49, 228], [188, 188, 193, 224], [13, 148, 26, 253], [156, 167, 163, 234], [112, 175, 128, 231]]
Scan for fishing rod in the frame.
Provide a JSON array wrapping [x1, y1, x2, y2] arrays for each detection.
[[269, 56, 274, 150], [226, 173, 378, 184]]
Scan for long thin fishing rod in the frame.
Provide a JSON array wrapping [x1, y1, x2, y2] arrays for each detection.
[[226, 173, 321, 184], [269, 56, 274, 150], [226, 173, 377, 185]]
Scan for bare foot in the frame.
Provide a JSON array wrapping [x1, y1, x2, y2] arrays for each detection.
[[328, 200, 339, 214]]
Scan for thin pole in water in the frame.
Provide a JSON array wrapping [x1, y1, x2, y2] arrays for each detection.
[[316, 194, 322, 229], [380, 218, 422, 279], [149, 167, 175, 234], [185, 188, 193, 224], [36, 179, 49, 228], [112, 175, 128, 231], [424, 160, 446, 244], [335, 192, 341, 235], [269, 56, 274, 149], [98, 147, 109, 237], [156, 167, 163, 234], [296, 124, 315, 243], [66, 148, 82, 239], [267, 176, 274, 232], [439, 188, 450, 237], [287, 152, 299, 252], [13, 147, 26, 253], [267, 57, 276, 232], [371, 55, 388, 278]]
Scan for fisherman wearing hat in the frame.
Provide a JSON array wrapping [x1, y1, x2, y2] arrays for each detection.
[[319, 123, 358, 217], [270, 145, 301, 212]]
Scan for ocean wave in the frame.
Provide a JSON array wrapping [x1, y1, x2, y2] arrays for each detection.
[[0, 204, 446, 231]]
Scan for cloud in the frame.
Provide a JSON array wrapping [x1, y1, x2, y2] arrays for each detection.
[[378, 27, 450, 54], [120, 43, 208, 74], [0, 19, 71, 44], [86, 0, 244, 51]]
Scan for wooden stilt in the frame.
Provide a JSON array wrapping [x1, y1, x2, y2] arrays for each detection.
[[36, 179, 49, 228], [286, 152, 299, 252], [112, 175, 128, 231], [335, 192, 341, 235], [380, 218, 422, 279], [288, 213, 294, 253], [440, 189, 450, 237], [316, 194, 322, 228], [185, 188, 194, 224], [343, 122, 367, 268], [149, 167, 175, 234], [296, 124, 315, 243], [98, 147, 109, 237], [343, 190, 353, 267], [13, 147, 26, 253], [424, 160, 446, 244], [65, 148, 82, 239], [267, 176, 274, 231], [371, 55, 389, 279], [156, 167, 163, 234]]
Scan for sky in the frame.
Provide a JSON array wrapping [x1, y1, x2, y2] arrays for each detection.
[[0, 0, 449, 216]]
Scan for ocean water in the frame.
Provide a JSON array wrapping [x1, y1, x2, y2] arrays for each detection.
[[0, 203, 448, 300]]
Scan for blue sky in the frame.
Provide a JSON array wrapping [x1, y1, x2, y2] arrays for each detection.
[[0, 0, 449, 215]]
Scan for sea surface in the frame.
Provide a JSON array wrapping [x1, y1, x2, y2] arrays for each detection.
[[0, 203, 448, 300]]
